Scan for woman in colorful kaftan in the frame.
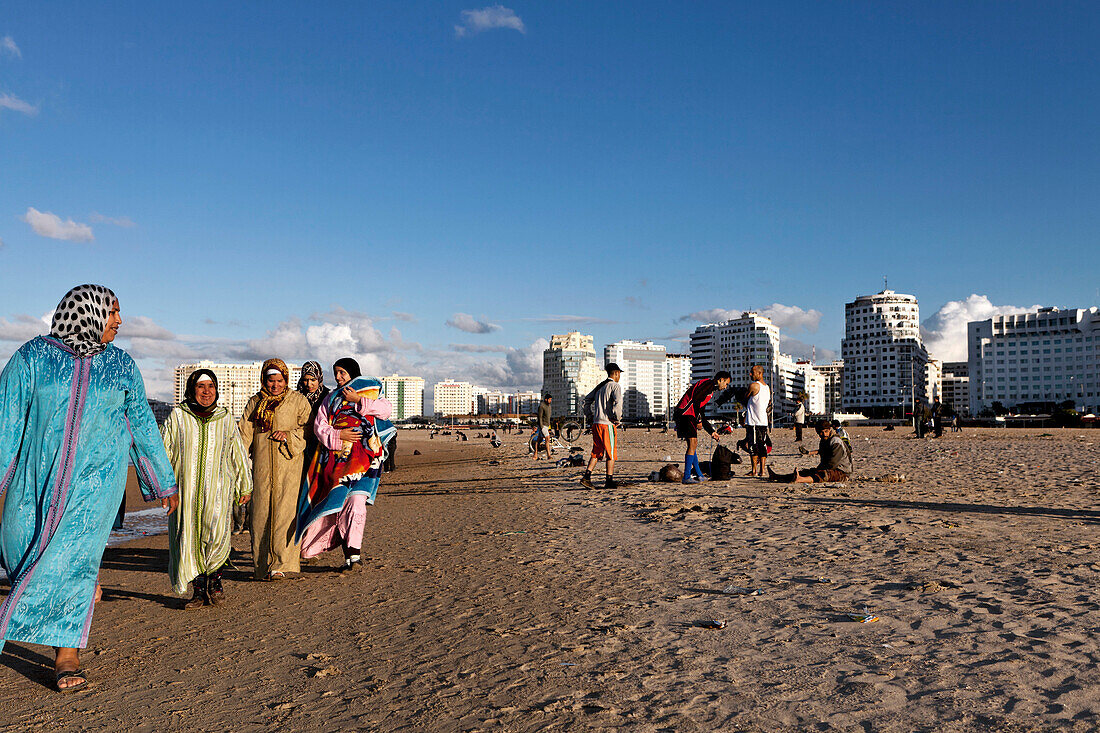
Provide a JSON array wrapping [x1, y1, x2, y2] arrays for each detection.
[[162, 369, 253, 607], [238, 358, 311, 581], [0, 285, 177, 691], [297, 358, 395, 572]]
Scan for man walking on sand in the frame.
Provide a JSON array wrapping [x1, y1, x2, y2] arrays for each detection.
[[536, 393, 553, 461], [581, 363, 622, 490], [744, 364, 771, 477]]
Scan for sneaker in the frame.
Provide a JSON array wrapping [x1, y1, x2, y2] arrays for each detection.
[[341, 556, 363, 573], [681, 476, 700, 484], [580, 474, 596, 489], [695, 475, 710, 482]]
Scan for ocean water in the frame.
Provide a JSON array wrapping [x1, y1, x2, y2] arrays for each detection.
[[0, 508, 170, 584]]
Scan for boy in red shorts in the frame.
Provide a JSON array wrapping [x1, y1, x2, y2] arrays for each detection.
[[581, 363, 623, 489]]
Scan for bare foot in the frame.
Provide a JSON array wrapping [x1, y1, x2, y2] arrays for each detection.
[[94, 583, 102, 603]]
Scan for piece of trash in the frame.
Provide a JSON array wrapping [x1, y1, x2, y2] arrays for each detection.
[[413, 449, 421, 455], [723, 585, 764, 596], [560, 662, 576, 667], [847, 609, 879, 623], [664, 455, 672, 461], [501, 530, 526, 535], [699, 619, 727, 629]]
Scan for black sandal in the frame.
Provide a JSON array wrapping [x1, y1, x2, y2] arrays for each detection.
[[55, 669, 88, 693]]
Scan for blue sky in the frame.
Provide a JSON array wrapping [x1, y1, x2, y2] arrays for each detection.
[[2, 2, 1098, 398]]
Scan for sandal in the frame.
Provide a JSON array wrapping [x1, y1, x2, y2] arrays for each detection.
[[267, 571, 287, 582], [55, 669, 88, 693]]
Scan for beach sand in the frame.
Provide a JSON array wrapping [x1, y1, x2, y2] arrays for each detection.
[[2, 427, 1100, 731]]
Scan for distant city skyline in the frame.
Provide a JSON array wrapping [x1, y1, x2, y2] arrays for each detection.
[[3, 3, 1099, 401]]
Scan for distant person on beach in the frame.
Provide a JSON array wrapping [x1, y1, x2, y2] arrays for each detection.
[[932, 397, 944, 438], [793, 399, 806, 442], [580, 363, 623, 489], [768, 420, 852, 483], [673, 371, 732, 484], [952, 412, 961, 432], [535, 393, 553, 460], [162, 369, 252, 608], [297, 359, 395, 572], [743, 364, 772, 477], [0, 285, 177, 692], [239, 359, 311, 581]]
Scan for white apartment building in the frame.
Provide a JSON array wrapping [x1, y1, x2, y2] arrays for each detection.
[[174, 361, 303, 421], [689, 312, 782, 419], [665, 354, 692, 416], [840, 289, 930, 415], [604, 340, 668, 420], [814, 360, 844, 416], [788, 361, 826, 415], [433, 379, 474, 417], [941, 361, 969, 416], [968, 306, 1100, 415], [380, 374, 424, 420], [476, 388, 509, 415], [543, 331, 602, 418], [509, 390, 541, 415], [926, 358, 943, 402]]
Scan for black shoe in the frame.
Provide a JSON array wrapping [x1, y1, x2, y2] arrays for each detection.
[[184, 576, 208, 609], [604, 479, 621, 490], [580, 473, 595, 489], [208, 572, 225, 606]]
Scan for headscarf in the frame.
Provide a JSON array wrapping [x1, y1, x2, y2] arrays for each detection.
[[332, 358, 362, 383], [49, 284, 118, 357], [184, 368, 220, 421], [250, 358, 290, 433], [297, 360, 329, 408]]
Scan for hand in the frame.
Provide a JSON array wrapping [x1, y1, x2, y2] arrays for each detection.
[[711, 432, 720, 441], [342, 386, 360, 403], [161, 494, 180, 515], [270, 430, 287, 442], [238, 494, 251, 506], [339, 427, 362, 442]]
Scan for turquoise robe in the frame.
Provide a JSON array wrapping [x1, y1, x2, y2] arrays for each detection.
[[0, 336, 177, 650]]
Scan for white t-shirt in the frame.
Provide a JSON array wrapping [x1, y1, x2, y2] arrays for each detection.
[[746, 381, 771, 427]]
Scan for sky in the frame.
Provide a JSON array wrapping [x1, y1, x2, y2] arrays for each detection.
[[2, 2, 1099, 401]]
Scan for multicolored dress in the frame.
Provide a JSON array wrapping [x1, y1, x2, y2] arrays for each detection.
[[297, 377, 395, 557], [0, 336, 176, 650]]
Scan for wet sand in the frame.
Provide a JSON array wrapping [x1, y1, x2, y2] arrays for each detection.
[[2, 427, 1100, 731]]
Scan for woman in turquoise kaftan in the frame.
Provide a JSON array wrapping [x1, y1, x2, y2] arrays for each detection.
[[0, 284, 177, 691]]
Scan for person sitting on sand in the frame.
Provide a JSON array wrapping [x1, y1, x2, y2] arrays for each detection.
[[767, 420, 852, 484]]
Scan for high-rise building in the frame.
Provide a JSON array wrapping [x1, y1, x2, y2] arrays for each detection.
[[689, 312, 782, 419], [841, 289, 930, 415], [543, 331, 602, 418], [926, 358, 943, 402], [941, 361, 969, 416], [968, 306, 1100, 415], [174, 361, 303, 421], [665, 354, 692, 416], [380, 374, 424, 420], [476, 389, 509, 415], [814, 360, 844, 416], [508, 391, 541, 415], [787, 361, 826, 415], [603, 340, 667, 419], [433, 379, 473, 417]]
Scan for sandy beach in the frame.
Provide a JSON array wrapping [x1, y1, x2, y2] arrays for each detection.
[[2, 426, 1100, 731]]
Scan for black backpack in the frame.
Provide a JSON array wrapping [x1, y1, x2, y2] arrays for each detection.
[[710, 443, 741, 480]]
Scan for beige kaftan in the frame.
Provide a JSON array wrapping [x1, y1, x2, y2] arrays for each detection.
[[239, 390, 311, 578]]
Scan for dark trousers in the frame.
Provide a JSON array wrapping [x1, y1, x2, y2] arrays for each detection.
[[794, 423, 803, 442]]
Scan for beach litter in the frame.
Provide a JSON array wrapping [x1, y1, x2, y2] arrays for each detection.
[[698, 619, 727, 629], [847, 609, 879, 623], [723, 585, 764, 596]]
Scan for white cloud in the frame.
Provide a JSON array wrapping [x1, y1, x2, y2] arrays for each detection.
[[522, 314, 621, 325], [0, 93, 37, 116], [450, 343, 510, 353], [445, 312, 500, 334], [90, 213, 136, 228], [921, 294, 1043, 362], [22, 207, 94, 242], [120, 316, 175, 340], [392, 311, 417, 323], [1, 36, 20, 58], [0, 313, 47, 342], [455, 5, 526, 37], [677, 303, 823, 334]]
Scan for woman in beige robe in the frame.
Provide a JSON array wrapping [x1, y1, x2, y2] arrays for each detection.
[[238, 358, 312, 580]]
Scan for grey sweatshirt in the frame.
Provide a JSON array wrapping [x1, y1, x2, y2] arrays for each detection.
[[818, 434, 852, 475], [584, 379, 622, 426]]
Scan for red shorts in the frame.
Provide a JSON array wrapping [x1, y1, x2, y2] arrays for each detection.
[[591, 423, 617, 461]]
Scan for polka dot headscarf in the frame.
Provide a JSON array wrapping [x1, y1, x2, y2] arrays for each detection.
[[49, 284, 118, 357]]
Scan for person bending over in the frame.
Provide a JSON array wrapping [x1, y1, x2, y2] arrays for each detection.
[[673, 371, 732, 484], [768, 420, 852, 483]]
